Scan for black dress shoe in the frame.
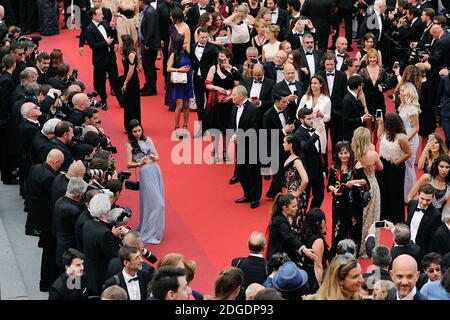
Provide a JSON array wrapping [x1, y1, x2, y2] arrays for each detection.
[[140, 90, 157, 96], [111, 89, 116, 96], [25, 228, 41, 237], [235, 197, 250, 203], [101, 102, 108, 110], [250, 201, 260, 209], [229, 175, 239, 184]]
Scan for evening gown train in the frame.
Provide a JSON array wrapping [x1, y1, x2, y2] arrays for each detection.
[[123, 54, 141, 130]]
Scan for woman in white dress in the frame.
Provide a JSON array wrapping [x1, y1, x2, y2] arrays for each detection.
[[262, 25, 281, 63], [398, 82, 420, 201], [296, 75, 331, 162]]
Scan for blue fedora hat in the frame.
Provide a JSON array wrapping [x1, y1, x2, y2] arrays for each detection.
[[272, 261, 308, 292]]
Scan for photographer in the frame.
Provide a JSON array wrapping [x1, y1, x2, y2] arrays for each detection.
[[67, 93, 89, 126], [82, 107, 100, 129], [238, 46, 260, 79], [408, 8, 435, 65], [10, 41, 27, 86], [37, 85, 63, 122], [30, 118, 61, 165], [46, 120, 74, 172], [82, 193, 121, 296], [74, 189, 100, 250], [47, 64, 73, 92], [52, 160, 86, 206]]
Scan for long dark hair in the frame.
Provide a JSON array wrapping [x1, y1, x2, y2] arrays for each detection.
[[121, 34, 135, 58], [285, 134, 303, 158], [384, 113, 406, 142], [332, 141, 354, 169], [171, 7, 184, 23], [127, 119, 146, 154], [429, 154, 450, 183], [173, 34, 185, 68], [270, 192, 296, 222], [300, 208, 327, 247]]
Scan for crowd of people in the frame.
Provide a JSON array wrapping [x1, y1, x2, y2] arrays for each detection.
[[1, 0, 450, 300]]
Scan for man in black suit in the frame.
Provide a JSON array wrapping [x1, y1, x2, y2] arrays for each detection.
[[26, 149, 64, 291], [362, 245, 393, 294], [49, 248, 88, 300], [84, 8, 120, 110], [331, 0, 354, 52], [361, 0, 389, 65], [317, 52, 348, 148], [295, 107, 325, 209], [273, 63, 304, 123], [35, 52, 50, 85], [264, 50, 288, 83], [230, 85, 262, 209], [46, 121, 74, 172], [241, 64, 275, 116], [388, 254, 428, 300], [53, 177, 88, 270], [103, 246, 152, 300], [157, 0, 182, 81], [30, 119, 59, 165], [138, 0, 160, 96], [430, 205, 450, 256], [301, 0, 335, 52], [332, 37, 350, 71], [79, 0, 113, 56], [295, 33, 323, 86], [52, 160, 86, 207], [263, 91, 294, 198], [265, 0, 289, 38], [74, 189, 99, 251], [422, 22, 450, 86], [342, 75, 372, 141], [191, 27, 219, 136], [231, 231, 269, 300], [186, 0, 214, 42], [406, 183, 442, 255], [398, 6, 426, 46], [83, 193, 121, 296]]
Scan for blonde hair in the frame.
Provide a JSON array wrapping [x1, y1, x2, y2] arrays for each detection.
[[156, 253, 186, 269], [314, 254, 361, 300], [399, 82, 420, 111], [372, 280, 395, 300], [351, 127, 371, 162], [237, 3, 250, 14], [254, 17, 266, 29], [415, 62, 431, 77], [266, 24, 280, 37], [366, 48, 379, 65]]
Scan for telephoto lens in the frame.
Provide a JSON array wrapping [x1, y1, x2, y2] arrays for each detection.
[[141, 248, 158, 264]]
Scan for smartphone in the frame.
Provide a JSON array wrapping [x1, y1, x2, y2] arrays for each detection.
[[375, 221, 386, 228], [393, 61, 400, 70], [293, 90, 298, 96], [376, 109, 382, 118]]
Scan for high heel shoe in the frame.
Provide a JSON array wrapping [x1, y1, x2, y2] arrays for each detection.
[[174, 126, 182, 139], [182, 125, 189, 138], [223, 151, 229, 162]]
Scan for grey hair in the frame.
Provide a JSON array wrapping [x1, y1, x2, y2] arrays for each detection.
[[246, 46, 258, 55], [374, 0, 386, 9], [394, 223, 411, 245], [336, 239, 357, 256], [372, 245, 391, 267], [108, 208, 126, 225], [20, 67, 38, 82], [20, 103, 34, 118], [42, 118, 61, 135], [23, 82, 40, 96], [233, 85, 248, 98], [66, 177, 88, 196], [89, 193, 111, 219], [442, 205, 450, 223]]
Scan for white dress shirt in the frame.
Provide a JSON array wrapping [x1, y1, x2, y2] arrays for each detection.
[[375, 11, 383, 41], [285, 79, 298, 104], [397, 287, 417, 300], [274, 105, 286, 127], [236, 100, 247, 128], [122, 270, 141, 300], [271, 8, 279, 24], [276, 68, 285, 83], [250, 77, 263, 100], [93, 20, 108, 41], [410, 207, 426, 244], [335, 50, 345, 70], [195, 44, 205, 76], [326, 69, 335, 95]]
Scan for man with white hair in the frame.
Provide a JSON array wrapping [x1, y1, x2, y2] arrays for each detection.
[[361, 0, 388, 64], [83, 193, 121, 295], [264, 50, 287, 83], [430, 205, 450, 256], [245, 283, 265, 300], [30, 118, 61, 165], [53, 177, 88, 270]]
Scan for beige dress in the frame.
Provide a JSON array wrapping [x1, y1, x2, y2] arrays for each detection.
[[359, 165, 380, 257], [116, 0, 139, 47]]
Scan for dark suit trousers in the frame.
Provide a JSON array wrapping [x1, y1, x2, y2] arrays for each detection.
[[266, 153, 286, 198], [305, 175, 325, 209], [317, 29, 330, 53], [237, 164, 262, 201], [93, 58, 119, 103], [18, 0, 38, 30], [0, 123, 14, 182], [332, 8, 353, 46], [193, 75, 206, 128], [162, 39, 169, 83], [141, 42, 158, 92], [38, 231, 59, 288], [330, 114, 344, 148]]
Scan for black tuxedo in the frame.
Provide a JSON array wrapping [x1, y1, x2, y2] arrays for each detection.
[[342, 91, 364, 141], [36, 66, 48, 85], [19, 119, 40, 187], [296, 48, 324, 86], [229, 100, 262, 202], [430, 224, 450, 256], [264, 61, 285, 83], [191, 42, 219, 128], [186, 4, 215, 42], [74, 209, 92, 251], [79, 8, 113, 48], [139, 4, 160, 92], [429, 32, 450, 77], [46, 138, 73, 172], [83, 219, 120, 296], [107, 257, 155, 280], [387, 288, 428, 300], [329, 50, 349, 72], [270, 8, 289, 39], [332, 0, 354, 47], [406, 200, 442, 255], [103, 270, 152, 300], [273, 80, 305, 125], [267, 212, 304, 261], [231, 255, 269, 300], [400, 18, 426, 45], [49, 273, 88, 300], [0, 71, 16, 183], [317, 69, 348, 146], [84, 20, 120, 104], [51, 174, 69, 206], [301, 0, 336, 52], [240, 76, 275, 115], [295, 125, 325, 208]]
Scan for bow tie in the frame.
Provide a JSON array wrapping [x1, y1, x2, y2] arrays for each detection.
[[327, 73, 335, 77], [254, 80, 262, 84], [199, 6, 206, 10], [288, 82, 295, 86], [305, 51, 313, 55], [198, 44, 205, 48], [97, 23, 103, 27], [271, 11, 276, 15], [337, 54, 346, 58], [128, 277, 139, 283], [275, 66, 284, 70], [307, 128, 315, 133], [277, 110, 285, 115], [416, 207, 426, 213]]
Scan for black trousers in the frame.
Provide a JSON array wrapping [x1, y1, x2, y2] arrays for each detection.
[[18, 0, 38, 31], [38, 231, 59, 289], [332, 7, 353, 47], [141, 42, 158, 92], [1, 0, 17, 25], [316, 30, 330, 53], [162, 39, 169, 83], [330, 114, 344, 148], [305, 174, 325, 209], [379, 158, 406, 223], [0, 123, 14, 182], [193, 74, 207, 129], [237, 164, 262, 202], [93, 58, 120, 103]]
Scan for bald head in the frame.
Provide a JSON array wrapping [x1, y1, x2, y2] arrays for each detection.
[[252, 64, 265, 82], [245, 283, 265, 300], [248, 231, 266, 254], [430, 24, 444, 39], [390, 254, 420, 299], [335, 37, 348, 53], [66, 160, 86, 178], [284, 63, 297, 82], [72, 93, 89, 111], [46, 149, 64, 171]]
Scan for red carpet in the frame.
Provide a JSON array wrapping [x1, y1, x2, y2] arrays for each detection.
[[38, 29, 413, 294]]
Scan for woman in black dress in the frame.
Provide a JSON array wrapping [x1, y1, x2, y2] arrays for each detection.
[[416, 62, 436, 149], [121, 35, 141, 132]]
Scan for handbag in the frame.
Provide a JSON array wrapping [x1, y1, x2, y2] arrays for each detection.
[[170, 71, 187, 84]]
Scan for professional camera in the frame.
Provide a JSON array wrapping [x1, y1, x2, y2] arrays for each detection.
[[110, 206, 132, 227], [54, 111, 67, 120], [87, 90, 101, 108], [141, 248, 158, 264], [407, 44, 431, 65], [84, 168, 104, 181], [68, 68, 79, 83], [117, 170, 131, 182]]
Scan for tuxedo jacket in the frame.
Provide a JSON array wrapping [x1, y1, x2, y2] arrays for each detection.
[[301, 0, 336, 33], [46, 138, 74, 172], [429, 32, 450, 73], [342, 91, 364, 141], [366, 235, 423, 267], [264, 61, 284, 82], [294, 125, 323, 178], [327, 50, 349, 72], [296, 48, 324, 86], [30, 131, 50, 165], [241, 76, 275, 114], [430, 224, 450, 256], [231, 255, 269, 299], [186, 4, 215, 40], [387, 288, 428, 300], [360, 11, 386, 42], [49, 273, 88, 300], [268, 212, 304, 261], [317, 69, 348, 119], [84, 20, 117, 67], [103, 270, 152, 300], [107, 257, 155, 280], [139, 4, 161, 49], [79, 7, 112, 47], [190, 42, 219, 78], [262, 106, 289, 161], [0, 71, 14, 117], [19, 119, 40, 169], [272, 8, 289, 38], [273, 80, 304, 124], [400, 18, 426, 45], [406, 200, 442, 255]]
